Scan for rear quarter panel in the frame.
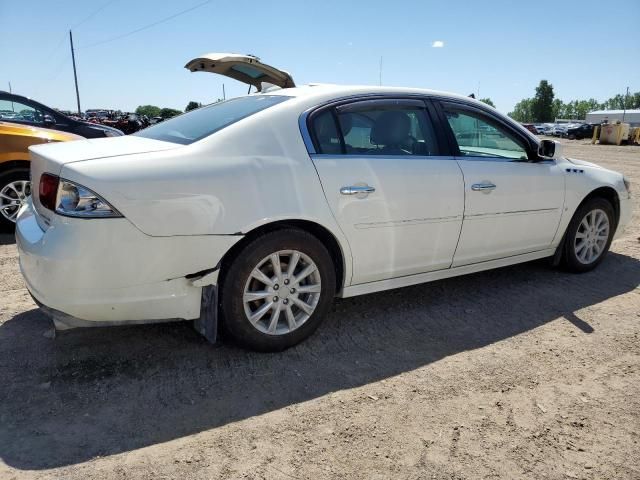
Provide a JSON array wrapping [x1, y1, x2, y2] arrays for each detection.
[[60, 103, 354, 282]]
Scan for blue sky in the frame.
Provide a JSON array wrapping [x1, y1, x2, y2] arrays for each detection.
[[1, 0, 638, 114]]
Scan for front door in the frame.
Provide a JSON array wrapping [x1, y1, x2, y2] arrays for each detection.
[[308, 98, 464, 285], [439, 102, 565, 267]]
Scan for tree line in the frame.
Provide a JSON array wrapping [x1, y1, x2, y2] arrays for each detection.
[[509, 81, 640, 123], [134, 100, 209, 119]]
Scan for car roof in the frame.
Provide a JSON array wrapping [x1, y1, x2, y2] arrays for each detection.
[[262, 83, 478, 103]]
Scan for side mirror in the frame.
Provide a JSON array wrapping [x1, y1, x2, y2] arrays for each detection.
[[43, 114, 55, 126], [538, 139, 562, 159]]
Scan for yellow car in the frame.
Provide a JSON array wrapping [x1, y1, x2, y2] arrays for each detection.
[[0, 121, 82, 228]]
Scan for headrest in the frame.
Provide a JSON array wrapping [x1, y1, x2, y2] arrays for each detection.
[[370, 111, 410, 145]]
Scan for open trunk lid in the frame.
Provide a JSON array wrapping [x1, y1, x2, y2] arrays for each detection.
[[185, 53, 295, 91]]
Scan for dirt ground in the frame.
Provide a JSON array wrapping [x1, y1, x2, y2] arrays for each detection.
[[0, 139, 638, 480]]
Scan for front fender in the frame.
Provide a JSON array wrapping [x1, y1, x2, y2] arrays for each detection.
[[551, 160, 626, 246]]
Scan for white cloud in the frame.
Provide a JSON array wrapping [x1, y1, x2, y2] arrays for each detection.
[[432, 40, 445, 48]]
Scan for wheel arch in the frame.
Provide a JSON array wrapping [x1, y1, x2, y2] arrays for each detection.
[[218, 219, 347, 294], [0, 160, 31, 174], [579, 186, 620, 227]]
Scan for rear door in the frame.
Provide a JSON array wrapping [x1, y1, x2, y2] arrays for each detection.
[[437, 100, 565, 266], [185, 53, 295, 91], [306, 97, 464, 285]]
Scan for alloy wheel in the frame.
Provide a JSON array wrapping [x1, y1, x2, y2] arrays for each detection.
[[574, 208, 609, 265], [0, 180, 31, 223], [243, 250, 322, 335]]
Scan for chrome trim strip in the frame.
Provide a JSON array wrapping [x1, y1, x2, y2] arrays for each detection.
[[310, 153, 458, 161], [464, 208, 558, 219], [355, 215, 462, 229], [458, 156, 556, 164], [298, 108, 317, 154]]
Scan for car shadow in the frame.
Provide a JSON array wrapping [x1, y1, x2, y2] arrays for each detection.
[[0, 233, 15, 245], [0, 252, 638, 470]]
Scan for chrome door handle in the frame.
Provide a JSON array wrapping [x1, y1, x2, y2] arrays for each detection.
[[471, 183, 496, 192], [340, 185, 376, 195]]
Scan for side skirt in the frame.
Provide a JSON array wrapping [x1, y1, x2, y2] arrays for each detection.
[[340, 249, 556, 298]]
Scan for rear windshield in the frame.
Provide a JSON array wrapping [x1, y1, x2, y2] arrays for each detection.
[[134, 95, 289, 145]]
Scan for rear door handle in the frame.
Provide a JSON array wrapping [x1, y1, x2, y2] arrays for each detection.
[[471, 183, 496, 192], [340, 185, 376, 195]]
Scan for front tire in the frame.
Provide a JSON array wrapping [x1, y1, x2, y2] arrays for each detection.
[[0, 169, 31, 231], [562, 197, 615, 273], [220, 229, 336, 352]]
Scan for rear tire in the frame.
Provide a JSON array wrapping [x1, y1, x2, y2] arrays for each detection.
[[562, 197, 615, 273], [220, 229, 336, 352], [0, 169, 31, 231]]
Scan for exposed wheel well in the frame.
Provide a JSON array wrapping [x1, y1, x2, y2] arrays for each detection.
[[579, 186, 620, 227], [218, 220, 346, 294], [0, 161, 30, 174]]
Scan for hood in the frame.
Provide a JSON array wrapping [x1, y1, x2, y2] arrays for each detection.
[[185, 53, 295, 92]]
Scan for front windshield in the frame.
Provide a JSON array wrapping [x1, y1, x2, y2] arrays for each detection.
[[134, 95, 289, 145]]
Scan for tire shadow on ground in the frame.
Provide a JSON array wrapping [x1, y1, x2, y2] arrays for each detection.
[[0, 252, 638, 470], [0, 233, 15, 245]]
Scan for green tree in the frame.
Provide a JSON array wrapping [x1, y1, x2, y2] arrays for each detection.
[[160, 108, 182, 119], [574, 99, 603, 119], [603, 94, 625, 110], [185, 101, 202, 112], [601, 91, 640, 110], [479, 98, 495, 107], [531, 80, 555, 122], [552, 98, 565, 120], [508, 98, 534, 122], [135, 105, 161, 117]]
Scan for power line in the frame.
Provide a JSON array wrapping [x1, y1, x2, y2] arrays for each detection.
[[32, 1, 117, 92], [78, 0, 214, 49], [71, 0, 119, 30], [42, 32, 69, 66], [32, 55, 70, 99]]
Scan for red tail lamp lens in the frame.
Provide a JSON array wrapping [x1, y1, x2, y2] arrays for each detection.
[[39, 173, 59, 211]]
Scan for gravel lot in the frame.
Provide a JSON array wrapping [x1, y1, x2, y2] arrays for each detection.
[[1, 139, 638, 480]]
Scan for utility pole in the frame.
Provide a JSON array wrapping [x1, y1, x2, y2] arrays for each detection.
[[222, 83, 226, 100], [622, 86, 629, 122], [69, 30, 82, 115]]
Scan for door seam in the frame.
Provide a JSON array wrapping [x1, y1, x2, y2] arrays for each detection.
[[449, 157, 466, 268]]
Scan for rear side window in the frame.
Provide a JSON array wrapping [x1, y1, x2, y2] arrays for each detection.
[[135, 95, 289, 145], [310, 99, 439, 156]]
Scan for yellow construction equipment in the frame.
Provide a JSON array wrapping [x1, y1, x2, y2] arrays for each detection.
[[599, 122, 630, 145]]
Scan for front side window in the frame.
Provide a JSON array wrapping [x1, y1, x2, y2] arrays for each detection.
[[0, 99, 44, 124], [134, 95, 289, 145], [311, 99, 439, 156], [444, 107, 528, 160]]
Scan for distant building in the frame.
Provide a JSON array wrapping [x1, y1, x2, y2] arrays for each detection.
[[586, 109, 640, 127]]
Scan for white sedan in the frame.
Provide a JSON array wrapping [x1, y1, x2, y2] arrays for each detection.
[[16, 54, 632, 351]]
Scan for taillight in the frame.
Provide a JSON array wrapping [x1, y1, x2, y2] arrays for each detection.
[[39, 173, 59, 211]]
